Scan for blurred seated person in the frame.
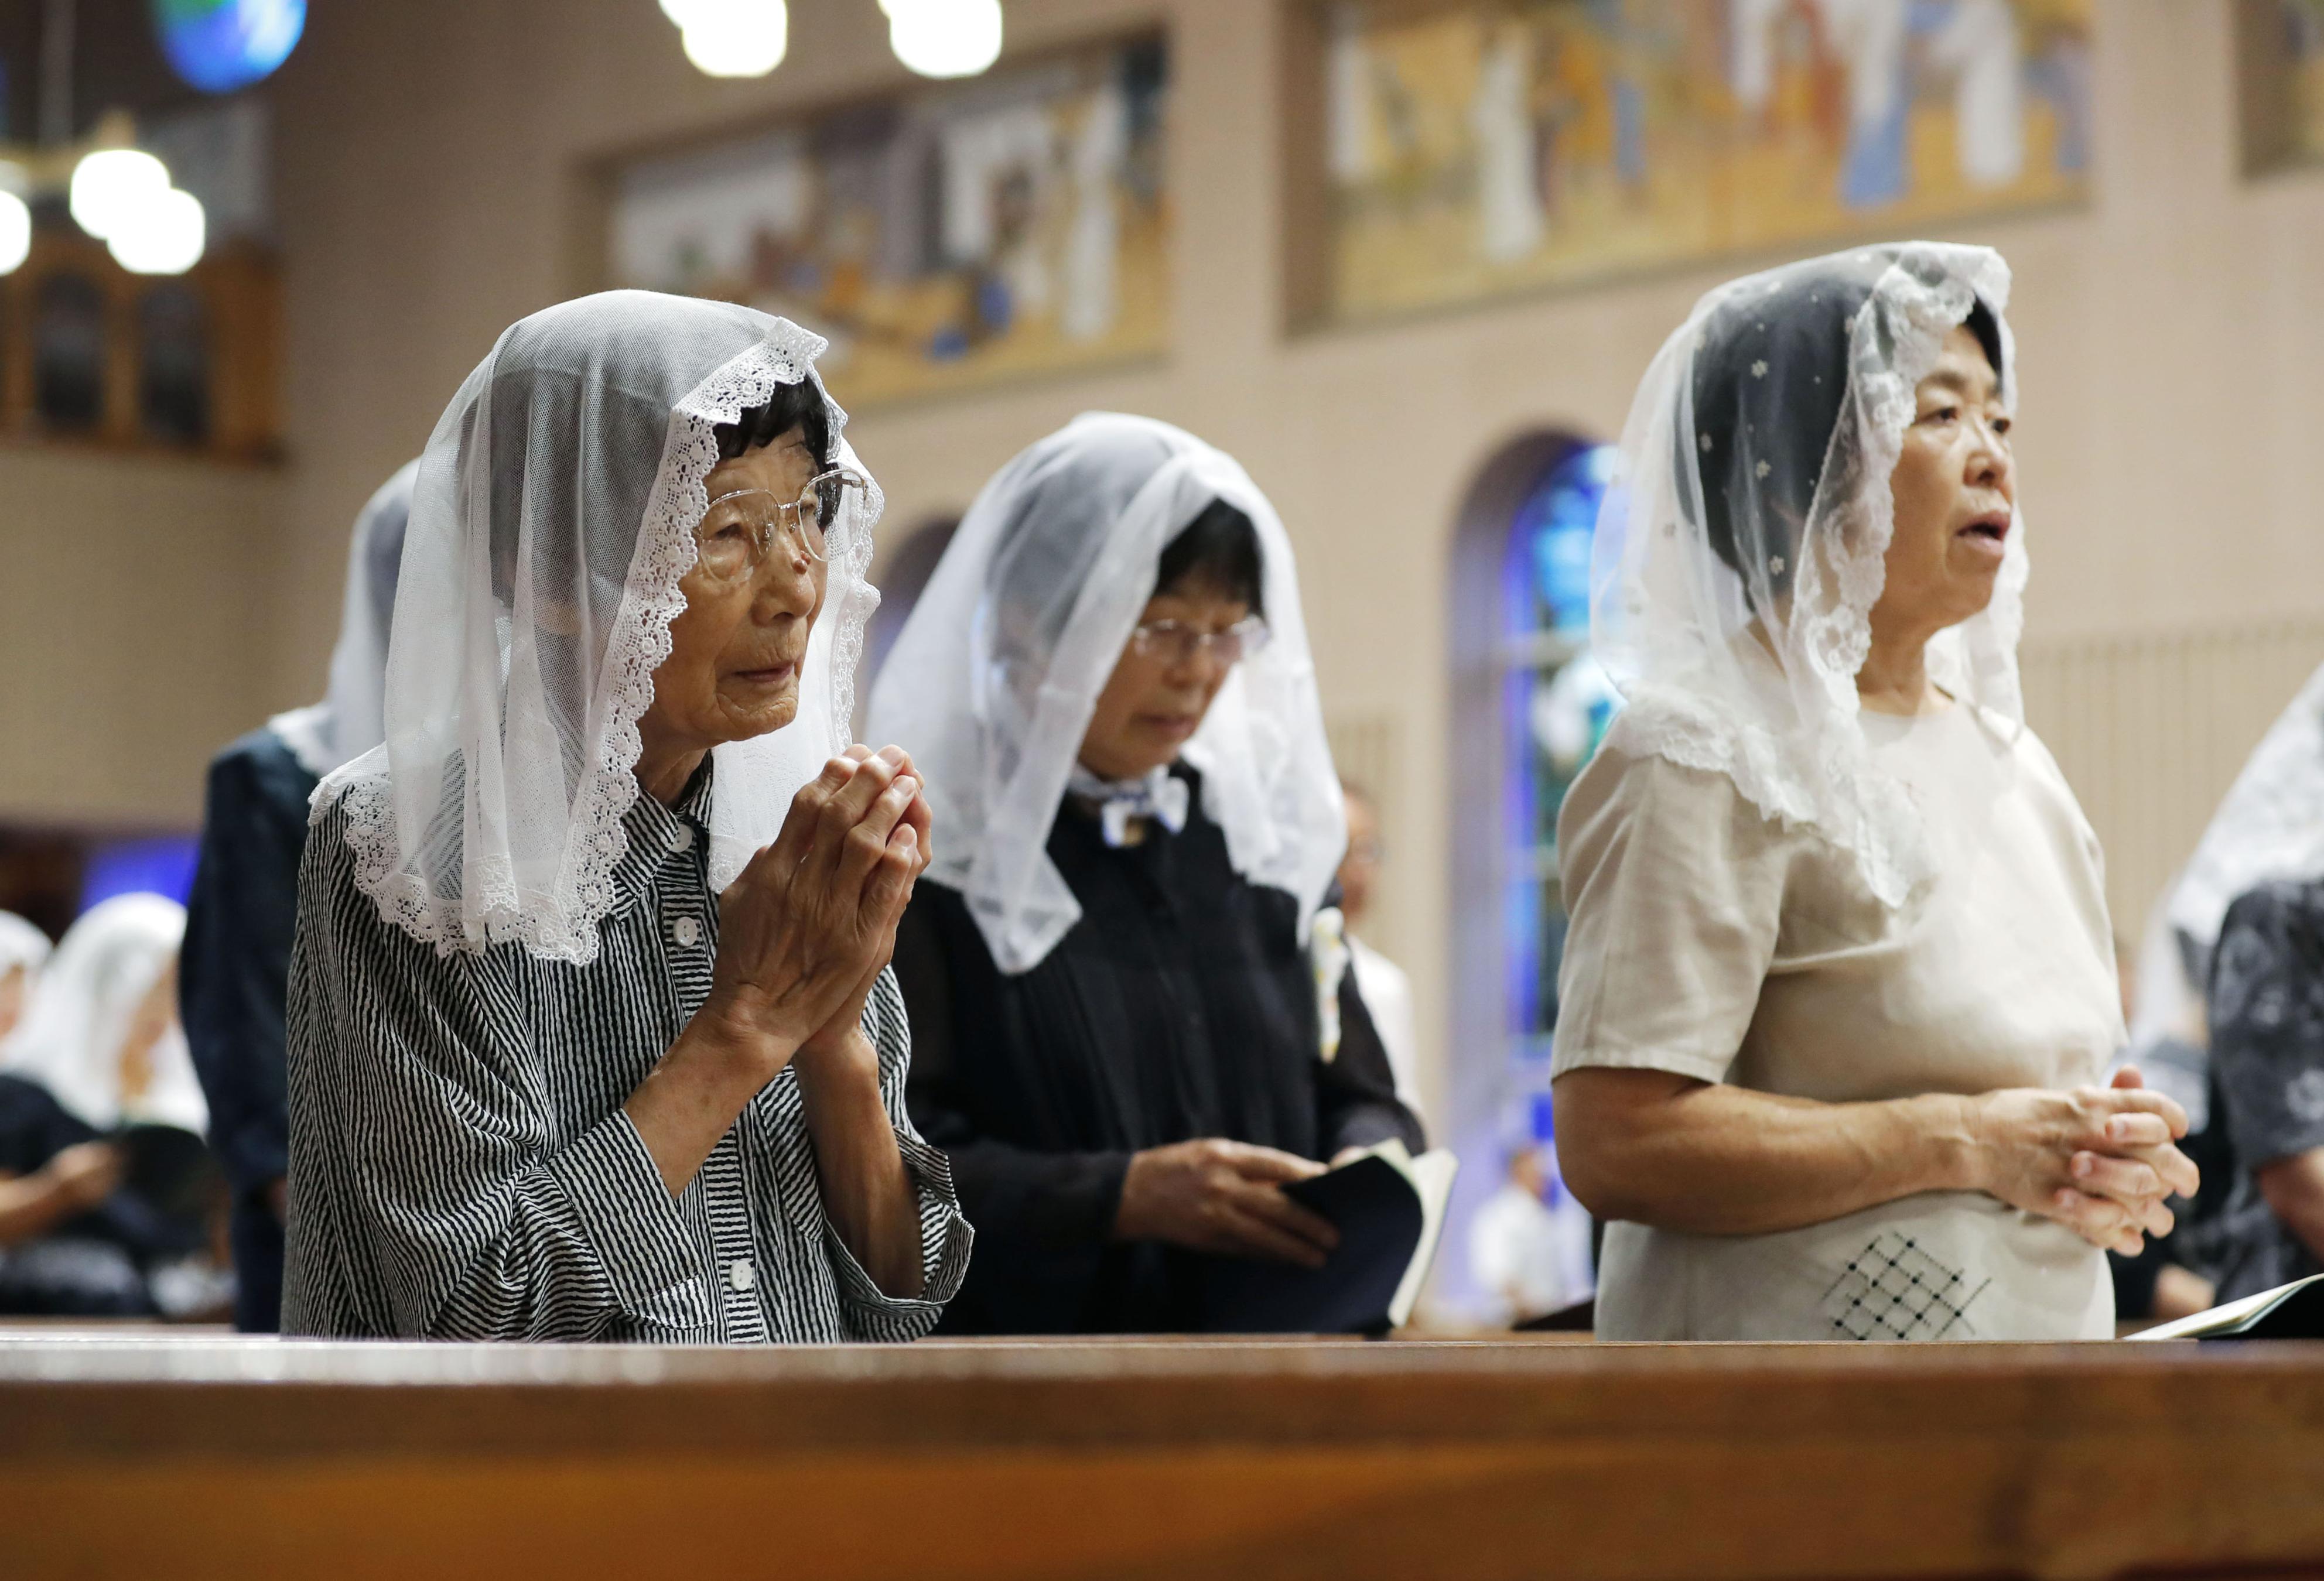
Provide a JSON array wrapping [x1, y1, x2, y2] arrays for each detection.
[[183, 461, 413, 1334], [1550, 244, 2193, 1340], [2166, 662, 2324, 1304], [1332, 779, 1420, 1110], [874, 414, 1423, 1334], [1467, 1142, 1592, 1326], [0, 908, 119, 1261], [0, 896, 227, 1318]]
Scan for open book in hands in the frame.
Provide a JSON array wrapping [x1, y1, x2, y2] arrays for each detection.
[[1197, 1139, 1458, 1336], [2129, 1272, 2324, 1340]]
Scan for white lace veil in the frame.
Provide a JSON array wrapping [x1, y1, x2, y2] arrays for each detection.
[[864, 412, 1342, 975], [270, 460, 418, 780], [0, 895, 207, 1134], [314, 291, 884, 965], [1592, 242, 2025, 907]]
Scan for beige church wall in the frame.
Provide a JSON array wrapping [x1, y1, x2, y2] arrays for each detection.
[[0, 446, 281, 827], [254, 0, 2324, 1123]]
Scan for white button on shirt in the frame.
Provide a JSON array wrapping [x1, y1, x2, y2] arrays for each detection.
[[729, 1258, 755, 1293], [671, 916, 701, 949], [669, 824, 694, 854]]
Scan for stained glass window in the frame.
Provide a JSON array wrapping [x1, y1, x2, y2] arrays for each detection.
[[1489, 440, 1619, 1309]]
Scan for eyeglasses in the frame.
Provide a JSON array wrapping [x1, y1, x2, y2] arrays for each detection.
[[1127, 615, 1270, 669], [692, 468, 868, 582]]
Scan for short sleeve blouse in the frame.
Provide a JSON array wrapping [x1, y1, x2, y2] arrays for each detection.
[[1553, 700, 2124, 1341]]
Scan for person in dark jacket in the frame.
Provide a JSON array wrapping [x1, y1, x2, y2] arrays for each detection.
[[181, 463, 413, 1331], [868, 414, 1422, 1334]]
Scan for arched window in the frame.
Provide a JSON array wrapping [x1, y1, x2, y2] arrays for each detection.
[[34, 272, 107, 433], [1443, 432, 1617, 1323], [138, 283, 213, 445], [1499, 443, 1617, 1069]]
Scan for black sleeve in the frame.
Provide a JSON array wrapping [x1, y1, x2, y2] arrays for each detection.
[[2209, 884, 2324, 1175], [1319, 958, 1426, 1156], [0, 1074, 98, 1177], [896, 895, 1132, 1333], [180, 740, 309, 1197]]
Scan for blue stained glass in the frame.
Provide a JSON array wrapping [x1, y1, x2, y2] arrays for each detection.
[[1509, 443, 1612, 639], [80, 836, 199, 913]]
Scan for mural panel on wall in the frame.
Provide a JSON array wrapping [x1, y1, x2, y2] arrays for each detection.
[[1312, 0, 2092, 325], [2240, 0, 2324, 174], [609, 35, 1168, 408]]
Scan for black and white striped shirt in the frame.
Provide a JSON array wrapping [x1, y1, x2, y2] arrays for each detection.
[[281, 762, 972, 1342]]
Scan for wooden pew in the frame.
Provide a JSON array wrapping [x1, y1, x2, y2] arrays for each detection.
[[4, 1333, 2322, 1579]]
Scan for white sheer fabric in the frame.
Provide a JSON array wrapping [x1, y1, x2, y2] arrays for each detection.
[[271, 461, 418, 780], [864, 412, 1341, 975], [2165, 662, 2324, 956], [314, 291, 884, 965], [0, 911, 50, 981], [0, 895, 206, 1134], [2125, 661, 2324, 1124], [1590, 241, 2024, 908]]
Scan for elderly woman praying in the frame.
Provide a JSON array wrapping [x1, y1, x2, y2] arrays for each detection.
[[282, 293, 970, 1342], [1550, 244, 2196, 1341]]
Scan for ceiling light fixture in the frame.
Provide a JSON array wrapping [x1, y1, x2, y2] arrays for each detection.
[[152, 0, 306, 94], [880, 0, 1003, 78], [107, 183, 206, 274], [0, 184, 30, 275], [69, 146, 170, 240], [662, 0, 788, 78]]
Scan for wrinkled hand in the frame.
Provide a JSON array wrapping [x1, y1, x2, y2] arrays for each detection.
[[1969, 1069, 2198, 1256], [43, 1141, 124, 1213], [704, 745, 929, 1072], [795, 745, 934, 1076], [1114, 1138, 1340, 1269]]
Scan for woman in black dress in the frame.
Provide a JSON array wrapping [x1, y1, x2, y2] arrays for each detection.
[[869, 413, 1421, 1334]]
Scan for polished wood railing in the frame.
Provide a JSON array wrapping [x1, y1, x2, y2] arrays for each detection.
[[4, 1333, 2323, 1579]]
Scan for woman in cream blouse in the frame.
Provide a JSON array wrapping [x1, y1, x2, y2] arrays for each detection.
[[1551, 244, 2197, 1341]]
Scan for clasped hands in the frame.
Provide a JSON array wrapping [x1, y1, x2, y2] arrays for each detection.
[[1972, 1066, 2199, 1256], [698, 744, 932, 1082]]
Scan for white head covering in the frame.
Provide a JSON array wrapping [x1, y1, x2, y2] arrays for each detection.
[[2164, 662, 2324, 956], [0, 911, 52, 982], [1591, 241, 2024, 907], [0, 894, 206, 1134], [270, 461, 419, 780], [2120, 661, 2324, 1126], [865, 412, 1342, 976], [315, 290, 883, 964]]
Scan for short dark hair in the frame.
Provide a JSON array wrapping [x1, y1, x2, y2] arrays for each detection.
[[1154, 499, 1264, 618], [713, 378, 833, 470], [1687, 260, 2006, 594]]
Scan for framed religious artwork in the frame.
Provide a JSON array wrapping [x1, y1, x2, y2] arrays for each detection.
[[601, 32, 1169, 409], [1284, 0, 2094, 330], [2238, 0, 2324, 176]]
